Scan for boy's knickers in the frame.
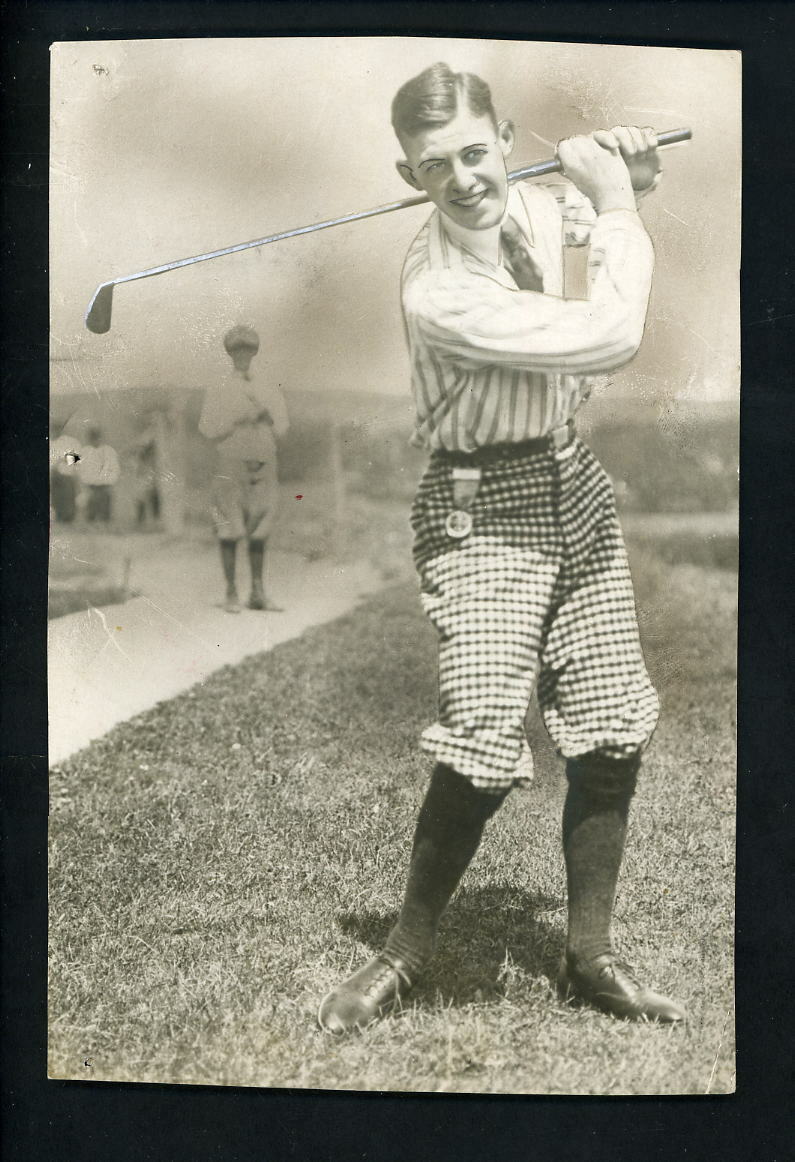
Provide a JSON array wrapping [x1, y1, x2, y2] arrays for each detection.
[[411, 438, 659, 792]]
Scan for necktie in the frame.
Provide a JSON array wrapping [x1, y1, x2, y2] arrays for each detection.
[[500, 216, 544, 292]]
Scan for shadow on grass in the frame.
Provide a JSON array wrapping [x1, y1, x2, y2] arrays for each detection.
[[338, 884, 564, 1010]]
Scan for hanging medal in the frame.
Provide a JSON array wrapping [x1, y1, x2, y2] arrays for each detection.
[[445, 509, 473, 539], [447, 466, 481, 540]]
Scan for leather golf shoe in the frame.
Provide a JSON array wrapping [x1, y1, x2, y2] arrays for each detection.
[[318, 953, 414, 1034], [558, 952, 686, 1024]]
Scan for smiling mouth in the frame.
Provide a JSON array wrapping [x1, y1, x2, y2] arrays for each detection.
[[450, 189, 488, 209]]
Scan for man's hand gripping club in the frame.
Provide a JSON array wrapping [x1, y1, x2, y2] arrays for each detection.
[[557, 126, 660, 214]]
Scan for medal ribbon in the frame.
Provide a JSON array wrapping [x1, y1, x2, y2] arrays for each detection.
[[451, 466, 482, 511], [446, 466, 481, 539]]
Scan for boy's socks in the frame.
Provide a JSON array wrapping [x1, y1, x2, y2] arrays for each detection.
[[384, 763, 508, 980], [562, 754, 639, 966]]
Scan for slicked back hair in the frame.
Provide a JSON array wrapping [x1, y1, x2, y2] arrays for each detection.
[[391, 63, 497, 143]]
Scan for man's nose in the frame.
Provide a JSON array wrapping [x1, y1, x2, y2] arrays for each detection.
[[450, 160, 477, 193]]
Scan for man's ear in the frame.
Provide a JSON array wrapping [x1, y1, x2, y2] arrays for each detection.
[[396, 160, 421, 190], [497, 119, 516, 159]]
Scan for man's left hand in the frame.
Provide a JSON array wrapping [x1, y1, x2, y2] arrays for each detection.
[[608, 125, 660, 193]]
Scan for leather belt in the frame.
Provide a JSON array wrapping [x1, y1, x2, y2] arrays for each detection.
[[433, 421, 575, 468]]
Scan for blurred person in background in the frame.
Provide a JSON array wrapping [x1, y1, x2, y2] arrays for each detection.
[[77, 427, 121, 524], [49, 423, 82, 524], [198, 325, 289, 613], [131, 430, 162, 529]]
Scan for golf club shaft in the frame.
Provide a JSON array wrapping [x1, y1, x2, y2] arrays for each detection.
[[85, 127, 691, 333]]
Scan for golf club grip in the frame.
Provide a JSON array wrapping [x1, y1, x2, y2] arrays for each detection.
[[85, 127, 691, 333], [507, 127, 692, 182]]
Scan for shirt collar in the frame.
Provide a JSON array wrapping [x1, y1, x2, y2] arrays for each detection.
[[439, 185, 533, 268]]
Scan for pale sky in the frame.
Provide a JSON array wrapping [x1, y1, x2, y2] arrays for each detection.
[[50, 36, 740, 405]]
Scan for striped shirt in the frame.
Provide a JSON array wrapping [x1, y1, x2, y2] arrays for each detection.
[[400, 179, 655, 452]]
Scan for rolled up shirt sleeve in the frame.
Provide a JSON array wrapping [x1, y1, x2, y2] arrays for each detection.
[[541, 174, 661, 248], [540, 177, 597, 247], [406, 210, 654, 376]]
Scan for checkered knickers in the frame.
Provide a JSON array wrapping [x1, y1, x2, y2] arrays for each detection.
[[410, 437, 660, 792]]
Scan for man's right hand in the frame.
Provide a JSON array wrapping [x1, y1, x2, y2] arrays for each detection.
[[556, 131, 636, 215]]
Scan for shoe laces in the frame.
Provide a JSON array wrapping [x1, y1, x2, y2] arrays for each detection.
[[367, 954, 411, 996], [597, 956, 640, 988]]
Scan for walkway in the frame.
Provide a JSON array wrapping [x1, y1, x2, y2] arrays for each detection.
[[48, 529, 385, 765]]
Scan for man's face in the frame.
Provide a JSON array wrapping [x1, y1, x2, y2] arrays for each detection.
[[397, 108, 514, 230], [230, 345, 257, 373]]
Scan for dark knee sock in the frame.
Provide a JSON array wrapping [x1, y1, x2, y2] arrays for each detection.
[[384, 764, 508, 979], [248, 537, 266, 589], [220, 539, 238, 592], [563, 753, 640, 966]]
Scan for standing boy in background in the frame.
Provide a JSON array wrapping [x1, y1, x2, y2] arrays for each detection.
[[199, 325, 289, 613], [319, 64, 685, 1032]]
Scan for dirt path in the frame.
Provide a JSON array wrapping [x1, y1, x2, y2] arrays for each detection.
[[48, 529, 386, 766]]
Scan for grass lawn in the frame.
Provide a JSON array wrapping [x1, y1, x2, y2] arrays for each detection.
[[48, 533, 736, 1095]]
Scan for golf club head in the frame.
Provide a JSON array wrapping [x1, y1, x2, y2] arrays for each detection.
[[85, 282, 115, 334]]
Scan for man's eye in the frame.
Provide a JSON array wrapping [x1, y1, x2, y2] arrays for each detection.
[[464, 149, 486, 163], [425, 161, 444, 173]]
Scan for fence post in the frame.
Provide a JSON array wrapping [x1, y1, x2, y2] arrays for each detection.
[[154, 400, 187, 537], [329, 420, 347, 558]]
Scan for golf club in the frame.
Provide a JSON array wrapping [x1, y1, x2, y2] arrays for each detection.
[[85, 127, 691, 334]]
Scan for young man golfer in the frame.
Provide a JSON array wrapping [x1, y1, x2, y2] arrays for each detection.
[[318, 63, 685, 1032], [199, 325, 289, 613]]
